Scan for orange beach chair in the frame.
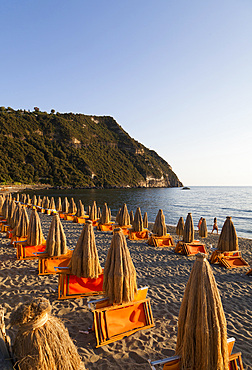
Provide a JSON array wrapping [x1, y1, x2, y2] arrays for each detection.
[[36, 250, 73, 276], [97, 222, 115, 232], [148, 337, 244, 370], [210, 250, 248, 269], [55, 267, 104, 300], [88, 286, 154, 348], [175, 240, 207, 256], [128, 229, 149, 240], [15, 240, 46, 260], [148, 234, 175, 247]]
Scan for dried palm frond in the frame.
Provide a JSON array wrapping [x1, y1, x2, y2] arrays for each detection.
[[183, 213, 194, 243], [217, 216, 238, 252], [153, 209, 166, 237], [10, 297, 84, 370], [103, 228, 137, 304], [68, 220, 102, 279], [44, 214, 68, 256], [176, 253, 229, 370]]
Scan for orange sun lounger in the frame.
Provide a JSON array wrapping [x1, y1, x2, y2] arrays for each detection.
[[148, 337, 244, 370], [37, 250, 73, 276], [128, 229, 149, 240], [112, 225, 131, 236], [88, 286, 154, 348], [64, 214, 76, 221], [174, 240, 207, 256], [56, 268, 104, 300], [210, 250, 248, 269], [73, 216, 87, 224], [15, 240, 46, 260], [97, 222, 115, 232], [148, 234, 175, 247], [246, 268, 252, 276]]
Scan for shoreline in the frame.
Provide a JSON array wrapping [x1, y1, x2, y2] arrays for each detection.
[[0, 211, 251, 369]]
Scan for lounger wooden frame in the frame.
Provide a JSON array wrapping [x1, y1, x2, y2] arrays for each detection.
[[38, 251, 73, 276], [210, 250, 248, 269], [15, 241, 46, 260], [174, 240, 207, 256], [148, 234, 175, 247], [128, 229, 149, 240]]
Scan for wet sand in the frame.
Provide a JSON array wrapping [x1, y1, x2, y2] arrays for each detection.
[[0, 212, 251, 369]]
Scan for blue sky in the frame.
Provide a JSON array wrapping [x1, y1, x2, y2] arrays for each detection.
[[1, 0, 252, 186]]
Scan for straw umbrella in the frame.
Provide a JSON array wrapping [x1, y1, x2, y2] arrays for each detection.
[[176, 217, 184, 238], [49, 197, 56, 210], [108, 208, 111, 222], [116, 208, 121, 224], [27, 209, 44, 246], [132, 207, 143, 232], [97, 207, 101, 219], [89, 201, 97, 221], [7, 200, 16, 227], [153, 209, 166, 237], [176, 253, 229, 370], [2, 198, 9, 220], [56, 197, 62, 212], [41, 196, 47, 208], [68, 220, 102, 278], [44, 214, 68, 256], [16, 193, 20, 202], [143, 212, 148, 229], [100, 203, 110, 224], [12, 207, 29, 238], [0, 195, 4, 215], [62, 197, 69, 213], [183, 213, 194, 243], [12, 203, 22, 227], [129, 210, 134, 225], [103, 228, 137, 304], [44, 197, 50, 209], [37, 196, 42, 207], [118, 203, 130, 226], [199, 218, 208, 238], [217, 216, 238, 252], [87, 205, 91, 217], [76, 200, 85, 217], [68, 198, 77, 214], [10, 297, 83, 370], [26, 194, 31, 205]]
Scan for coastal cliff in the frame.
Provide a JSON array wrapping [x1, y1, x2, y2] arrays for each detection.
[[0, 107, 183, 188]]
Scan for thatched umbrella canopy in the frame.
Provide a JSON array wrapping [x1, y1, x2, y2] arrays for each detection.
[[68, 198, 77, 214], [12, 207, 29, 238], [118, 203, 130, 227], [44, 214, 68, 257], [32, 194, 37, 206], [176, 253, 229, 370], [27, 194, 32, 205], [9, 202, 19, 229], [103, 228, 137, 304], [87, 205, 91, 217], [75, 200, 85, 217], [10, 297, 83, 370], [0, 195, 5, 216], [132, 207, 143, 232], [100, 203, 110, 224], [183, 213, 194, 243], [176, 217, 185, 236], [68, 220, 102, 279], [62, 197, 69, 213], [143, 212, 148, 229], [108, 208, 111, 222], [217, 216, 238, 252], [116, 208, 121, 224], [153, 209, 166, 237], [21, 194, 26, 204], [16, 193, 20, 202], [2, 198, 9, 219], [56, 197, 62, 212], [129, 210, 134, 225], [48, 197, 55, 210], [44, 197, 50, 209], [12, 203, 22, 228], [97, 207, 101, 219], [89, 201, 97, 221], [7, 200, 16, 226], [37, 196, 42, 207], [41, 196, 47, 208], [27, 209, 44, 246], [199, 218, 208, 238]]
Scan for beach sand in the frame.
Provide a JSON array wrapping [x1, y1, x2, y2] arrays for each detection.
[[0, 212, 251, 369]]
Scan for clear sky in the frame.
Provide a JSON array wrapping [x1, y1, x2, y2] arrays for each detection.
[[1, 0, 252, 186]]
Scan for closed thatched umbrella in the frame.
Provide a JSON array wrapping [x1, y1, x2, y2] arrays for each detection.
[[217, 216, 238, 252], [41, 196, 47, 209], [44, 197, 50, 209], [21, 194, 26, 204], [183, 213, 194, 243], [12, 203, 22, 228], [118, 203, 130, 226], [100, 203, 110, 224], [37, 196, 42, 207], [68, 220, 102, 278], [76, 200, 85, 217], [103, 228, 137, 304], [10, 297, 83, 370], [12, 207, 29, 238], [26, 194, 31, 205], [97, 207, 101, 219], [108, 208, 111, 222], [62, 197, 69, 213], [153, 209, 166, 237], [56, 197, 62, 212], [49, 197, 56, 210], [87, 205, 91, 217], [32, 195, 37, 206], [27, 209, 44, 246], [44, 214, 68, 256], [68, 198, 77, 214], [132, 207, 143, 232], [7, 200, 16, 227], [176, 217, 185, 237], [0, 195, 4, 215], [199, 218, 208, 238], [89, 201, 97, 221], [176, 253, 229, 370], [116, 208, 121, 224], [2, 198, 9, 219], [129, 210, 134, 225], [143, 212, 148, 229], [16, 193, 20, 202]]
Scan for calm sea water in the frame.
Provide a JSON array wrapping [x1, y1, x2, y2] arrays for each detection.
[[26, 186, 252, 239]]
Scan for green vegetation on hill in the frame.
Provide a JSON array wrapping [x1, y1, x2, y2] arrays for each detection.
[[0, 107, 183, 188]]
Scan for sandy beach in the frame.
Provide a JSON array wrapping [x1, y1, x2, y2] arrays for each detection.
[[0, 211, 251, 369]]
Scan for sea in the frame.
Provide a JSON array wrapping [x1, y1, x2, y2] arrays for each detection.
[[25, 186, 252, 240]]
